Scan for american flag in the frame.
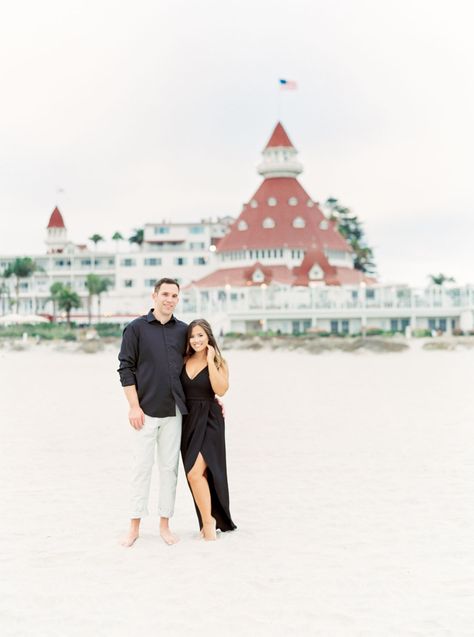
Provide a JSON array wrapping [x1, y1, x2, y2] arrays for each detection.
[[279, 78, 298, 90]]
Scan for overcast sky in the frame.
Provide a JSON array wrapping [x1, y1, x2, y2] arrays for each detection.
[[1, 0, 473, 285]]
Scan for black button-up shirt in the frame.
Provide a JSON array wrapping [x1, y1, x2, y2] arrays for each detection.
[[117, 310, 188, 418]]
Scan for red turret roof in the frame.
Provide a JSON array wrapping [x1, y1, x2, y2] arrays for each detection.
[[217, 177, 351, 253], [264, 122, 294, 149], [47, 207, 66, 229]]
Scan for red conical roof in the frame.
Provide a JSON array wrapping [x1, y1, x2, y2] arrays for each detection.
[[47, 207, 66, 229], [217, 177, 351, 253], [264, 122, 295, 149]]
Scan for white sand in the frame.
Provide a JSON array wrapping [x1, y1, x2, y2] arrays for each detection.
[[1, 344, 473, 636]]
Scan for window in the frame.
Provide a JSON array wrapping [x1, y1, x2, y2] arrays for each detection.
[[121, 258, 136, 267], [319, 220, 329, 230], [193, 257, 206, 265], [262, 217, 275, 229], [144, 257, 162, 266], [288, 197, 298, 206], [189, 226, 204, 234], [366, 289, 375, 300], [307, 200, 315, 207], [267, 197, 277, 206], [238, 220, 248, 231], [145, 279, 156, 287], [390, 319, 399, 332], [154, 227, 170, 234], [341, 320, 349, 334], [174, 257, 187, 266], [189, 242, 206, 250], [123, 279, 134, 288], [293, 217, 305, 229], [252, 269, 264, 283], [250, 199, 258, 208], [330, 320, 338, 334]]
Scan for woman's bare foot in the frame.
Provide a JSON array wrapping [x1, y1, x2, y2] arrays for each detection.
[[121, 519, 140, 547], [159, 518, 179, 545], [202, 517, 217, 541]]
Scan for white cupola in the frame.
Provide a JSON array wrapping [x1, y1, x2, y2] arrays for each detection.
[[257, 121, 303, 179]]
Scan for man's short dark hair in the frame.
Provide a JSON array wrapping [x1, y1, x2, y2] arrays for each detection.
[[154, 278, 180, 293]]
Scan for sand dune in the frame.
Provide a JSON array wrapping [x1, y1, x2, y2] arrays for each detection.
[[0, 345, 473, 636]]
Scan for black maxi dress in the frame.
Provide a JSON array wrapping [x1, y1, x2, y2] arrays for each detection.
[[181, 365, 237, 533]]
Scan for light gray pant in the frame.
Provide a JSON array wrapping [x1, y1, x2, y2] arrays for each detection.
[[129, 408, 182, 519]]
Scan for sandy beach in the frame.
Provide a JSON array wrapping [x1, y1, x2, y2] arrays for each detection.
[[1, 343, 473, 636]]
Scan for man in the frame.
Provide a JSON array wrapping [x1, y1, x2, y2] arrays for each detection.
[[118, 278, 188, 546]]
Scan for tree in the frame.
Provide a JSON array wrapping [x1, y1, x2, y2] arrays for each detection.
[[57, 285, 81, 326], [428, 273, 455, 286], [4, 257, 40, 312], [112, 231, 124, 252], [128, 228, 144, 249], [85, 274, 111, 324], [89, 234, 104, 250], [85, 273, 101, 324], [96, 277, 111, 322], [325, 199, 376, 274], [49, 281, 64, 322]]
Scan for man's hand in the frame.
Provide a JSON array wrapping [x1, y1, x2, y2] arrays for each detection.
[[129, 405, 145, 430]]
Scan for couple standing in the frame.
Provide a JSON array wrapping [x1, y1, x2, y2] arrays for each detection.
[[118, 277, 236, 546]]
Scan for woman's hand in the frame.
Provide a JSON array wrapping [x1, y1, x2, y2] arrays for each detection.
[[206, 345, 216, 364]]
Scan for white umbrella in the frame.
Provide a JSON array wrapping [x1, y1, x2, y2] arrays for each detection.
[[0, 313, 50, 326]]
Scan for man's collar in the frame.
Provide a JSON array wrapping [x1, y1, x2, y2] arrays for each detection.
[[146, 309, 176, 325]]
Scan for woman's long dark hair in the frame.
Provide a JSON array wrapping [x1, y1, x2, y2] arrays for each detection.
[[185, 319, 224, 368]]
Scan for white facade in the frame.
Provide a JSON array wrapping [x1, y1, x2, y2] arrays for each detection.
[[0, 216, 234, 321]]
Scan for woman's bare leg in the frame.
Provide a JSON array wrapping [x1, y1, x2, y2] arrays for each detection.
[[187, 453, 216, 540]]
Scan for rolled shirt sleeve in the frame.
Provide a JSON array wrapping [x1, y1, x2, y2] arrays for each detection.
[[117, 323, 139, 387]]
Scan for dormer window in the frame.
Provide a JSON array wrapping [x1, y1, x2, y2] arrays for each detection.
[[262, 217, 275, 229], [252, 268, 265, 283], [307, 200, 315, 207], [250, 199, 258, 208], [238, 220, 248, 231], [267, 197, 277, 207], [319, 220, 329, 230], [309, 264, 324, 280], [292, 216, 306, 229], [288, 197, 298, 206]]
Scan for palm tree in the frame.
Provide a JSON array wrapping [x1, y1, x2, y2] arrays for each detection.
[[96, 277, 111, 323], [49, 281, 64, 322], [57, 285, 81, 327], [4, 257, 39, 313], [428, 273, 455, 286], [128, 228, 144, 249], [89, 234, 104, 250], [85, 273, 101, 325], [112, 231, 124, 253]]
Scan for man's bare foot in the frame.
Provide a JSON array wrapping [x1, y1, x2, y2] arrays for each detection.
[[159, 519, 179, 545], [120, 519, 140, 547], [120, 530, 139, 547], [202, 518, 217, 541]]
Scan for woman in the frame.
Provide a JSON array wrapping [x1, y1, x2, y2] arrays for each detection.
[[181, 319, 237, 540]]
